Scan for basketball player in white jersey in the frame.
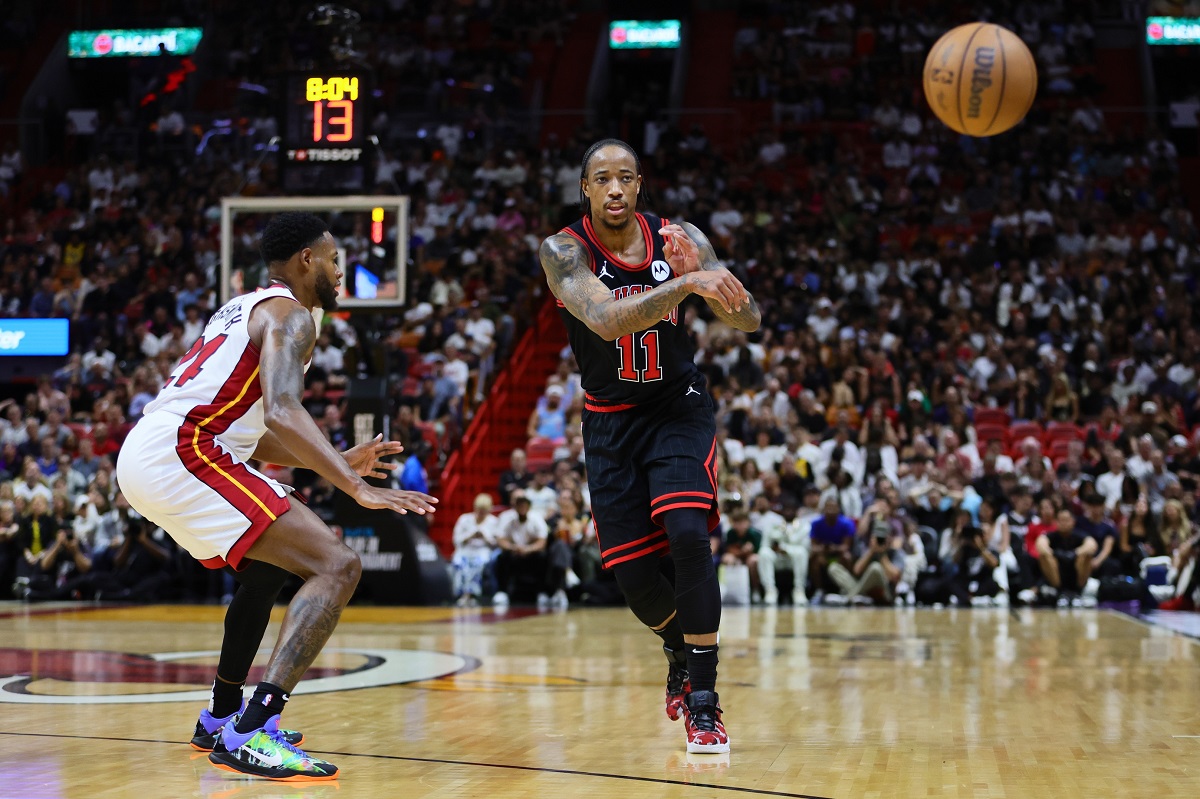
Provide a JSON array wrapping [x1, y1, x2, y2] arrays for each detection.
[[117, 213, 436, 781]]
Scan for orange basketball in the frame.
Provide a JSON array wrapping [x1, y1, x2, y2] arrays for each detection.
[[923, 22, 1037, 137]]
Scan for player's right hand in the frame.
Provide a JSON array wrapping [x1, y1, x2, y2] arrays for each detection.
[[353, 485, 438, 515], [685, 268, 749, 313]]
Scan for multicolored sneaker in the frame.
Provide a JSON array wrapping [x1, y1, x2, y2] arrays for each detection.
[[683, 690, 730, 754], [190, 704, 305, 752], [209, 715, 337, 781], [664, 646, 690, 722]]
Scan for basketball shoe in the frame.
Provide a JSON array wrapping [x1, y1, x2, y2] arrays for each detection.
[[190, 703, 304, 752], [209, 715, 337, 781], [664, 645, 690, 721], [683, 690, 730, 754]]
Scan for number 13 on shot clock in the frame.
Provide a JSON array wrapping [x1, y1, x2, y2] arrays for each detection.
[[283, 73, 370, 161], [307, 76, 358, 142]]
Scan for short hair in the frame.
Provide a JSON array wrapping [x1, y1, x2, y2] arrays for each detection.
[[578, 138, 644, 214], [259, 212, 329, 265]]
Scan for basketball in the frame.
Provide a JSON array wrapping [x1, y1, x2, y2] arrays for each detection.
[[923, 22, 1037, 137]]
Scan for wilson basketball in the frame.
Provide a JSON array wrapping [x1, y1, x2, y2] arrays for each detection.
[[923, 22, 1037, 137]]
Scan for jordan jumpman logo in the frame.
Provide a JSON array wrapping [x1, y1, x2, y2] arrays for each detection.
[[599, 262, 615, 279], [686, 386, 701, 396]]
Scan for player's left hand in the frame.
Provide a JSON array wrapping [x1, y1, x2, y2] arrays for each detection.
[[659, 224, 702, 274], [343, 434, 405, 479]]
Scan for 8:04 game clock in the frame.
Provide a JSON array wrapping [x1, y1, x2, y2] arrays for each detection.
[[282, 72, 372, 192]]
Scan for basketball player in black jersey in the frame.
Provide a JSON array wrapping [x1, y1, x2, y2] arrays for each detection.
[[539, 139, 761, 753]]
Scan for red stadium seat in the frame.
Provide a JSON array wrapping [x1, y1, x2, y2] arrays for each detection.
[[974, 408, 1010, 427], [975, 424, 1009, 447], [1045, 422, 1083, 443], [1009, 421, 1044, 444], [1047, 439, 1074, 460], [525, 436, 559, 472]]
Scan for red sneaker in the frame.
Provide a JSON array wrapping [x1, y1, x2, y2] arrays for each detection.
[[1159, 595, 1196, 612], [683, 690, 730, 753], [665, 663, 690, 721]]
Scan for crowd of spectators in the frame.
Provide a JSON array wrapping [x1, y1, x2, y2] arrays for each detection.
[[0, 0, 600, 601], [3, 0, 1200, 611], [444, 1, 1200, 612]]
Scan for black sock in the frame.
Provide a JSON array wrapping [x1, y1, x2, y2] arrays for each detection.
[[686, 644, 718, 693], [652, 616, 687, 654], [234, 682, 289, 733], [210, 676, 245, 719]]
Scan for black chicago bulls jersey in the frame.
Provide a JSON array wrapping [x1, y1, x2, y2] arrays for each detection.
[[555, 212, 701, 409]]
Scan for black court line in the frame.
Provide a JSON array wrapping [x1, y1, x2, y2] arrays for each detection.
[[0, 730, 833, 799]]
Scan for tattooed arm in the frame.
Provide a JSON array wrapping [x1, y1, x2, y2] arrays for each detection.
[[249, 298, 435, 515], [539, 232, 750, 341], [659, 222, 762, 332]]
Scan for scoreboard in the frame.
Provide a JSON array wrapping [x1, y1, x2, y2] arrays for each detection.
[[282, 73, 371, 192]]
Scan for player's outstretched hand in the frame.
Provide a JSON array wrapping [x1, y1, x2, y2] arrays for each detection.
[[353, 485, 438, 515], [343, 434, 405, 479], [685, 269, 750, 314], [659, 224, 701, 274]]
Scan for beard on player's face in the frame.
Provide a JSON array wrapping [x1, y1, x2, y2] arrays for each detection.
[[315, 269, 339, 311]]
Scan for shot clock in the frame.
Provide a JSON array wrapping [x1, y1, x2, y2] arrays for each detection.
[[282, 72, 372, 192]]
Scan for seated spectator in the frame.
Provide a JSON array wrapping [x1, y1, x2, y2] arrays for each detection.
[[1074, 493, 1119, 579], [497, 448, 531, 505], [919, 520, 1001, 607], [12, 460, 53, 506], [1118, 496, 1164, 576], [828, 501, 905, 606], [493, 490, 565, 608], [525, 469, 558, 520], [1035, 508, 1098, 601], [11, 494, 64, 599], [757, 490, 818, 606], [451, 493, 500, 606], [528, 384, 567, 443], [720, 509, 763, 600], [1095, 449, 1128, 511], [808, 496, 855, 597]]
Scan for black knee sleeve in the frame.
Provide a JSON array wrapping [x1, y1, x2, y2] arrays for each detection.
[[612, 554, 678, 629], [661, 508, 721, 636], [216, 562, 288, 681]]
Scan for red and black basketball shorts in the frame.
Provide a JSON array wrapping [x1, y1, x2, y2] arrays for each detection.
[[583, 381, 720, 570]]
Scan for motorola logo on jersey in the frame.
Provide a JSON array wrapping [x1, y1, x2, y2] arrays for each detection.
[[611, 284, 679, 324], [651, 259, 671, 282], [0, 646, 474, 704]]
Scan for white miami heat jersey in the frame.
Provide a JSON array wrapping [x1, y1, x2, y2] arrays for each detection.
[[143, 284, 316, 462]]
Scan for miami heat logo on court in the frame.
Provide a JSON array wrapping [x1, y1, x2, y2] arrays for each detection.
[[0, 647, 475, 704]]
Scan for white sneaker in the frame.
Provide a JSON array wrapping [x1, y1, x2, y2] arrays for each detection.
[[1083, 577, 1100, 599], [763, 589, 778, 606], [823, 593, 849, 606], [994, 593, 1010, 608], [492, 591, 509, 607], [1017, 588, 1038, 605], [970, 596, 993, 608], [850, 595, 874, 606], [537, 592, 550, 608], [1078, 595, 1098, 608], [551, 589, 569, 609], [792, 591, 808, 607]]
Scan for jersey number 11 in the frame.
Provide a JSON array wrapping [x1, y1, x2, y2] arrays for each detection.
[[615, 330, 661, 383]]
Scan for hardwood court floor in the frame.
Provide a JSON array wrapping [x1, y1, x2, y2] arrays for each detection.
[[0, 602, 1197, 798]]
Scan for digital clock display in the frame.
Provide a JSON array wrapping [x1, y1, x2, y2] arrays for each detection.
[[282, 73, 371, 190], [284, 74, 368, 152]]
